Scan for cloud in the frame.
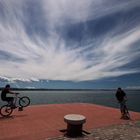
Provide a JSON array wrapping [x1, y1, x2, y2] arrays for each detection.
[[126, 86, 140, 89], [42, 0, 140, 26], [0, 76, 39, 82], [0, 0, 140, 82]]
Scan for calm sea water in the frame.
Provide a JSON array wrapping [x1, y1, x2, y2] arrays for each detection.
[[0, 90, 140, 112]]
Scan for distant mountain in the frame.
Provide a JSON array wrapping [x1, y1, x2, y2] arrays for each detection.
[[0, 77, 96, 89], [0, 76, 46, 88]]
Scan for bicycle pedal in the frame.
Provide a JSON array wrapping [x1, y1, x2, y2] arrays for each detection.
[[18, 107, 23, 111], [11, 106, 17, 109]]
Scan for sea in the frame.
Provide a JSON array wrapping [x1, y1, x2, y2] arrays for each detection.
[[0, 90, 140, 112]]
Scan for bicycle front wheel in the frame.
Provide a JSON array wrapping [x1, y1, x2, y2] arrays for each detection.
[[0, 105, 13, 117], [19, 96, 30, 107]]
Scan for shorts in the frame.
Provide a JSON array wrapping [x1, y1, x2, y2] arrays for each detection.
[[2, 97, 14, 102]]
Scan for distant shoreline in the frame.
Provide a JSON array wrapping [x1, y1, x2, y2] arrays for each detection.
[[0, 88, 140, 91]]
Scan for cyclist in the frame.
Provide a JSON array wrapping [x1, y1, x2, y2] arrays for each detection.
[[1, 84, 16, 108], [115, 87, 129, 119]]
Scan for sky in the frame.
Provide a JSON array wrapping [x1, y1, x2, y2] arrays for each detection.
[[0, 0, 140, 89]]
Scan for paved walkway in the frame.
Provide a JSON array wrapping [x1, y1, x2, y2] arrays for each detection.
[[46, 121, 140, 140], [0, 103, 140, 140]]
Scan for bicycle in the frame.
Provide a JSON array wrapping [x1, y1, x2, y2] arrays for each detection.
[[123, 105, 130, 119], [120, 100, 130, 120], [0, 93, 30, 117]]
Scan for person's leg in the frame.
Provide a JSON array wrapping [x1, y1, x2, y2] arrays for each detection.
[[120, 102, 125, 118], [123, 100, 128, 115], [6, 97, 14, 106], [120, 102, 123, 113]]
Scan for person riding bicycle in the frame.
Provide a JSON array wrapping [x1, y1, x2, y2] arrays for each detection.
[[1, 84, 17, 108], [115, 87, 129, 119]]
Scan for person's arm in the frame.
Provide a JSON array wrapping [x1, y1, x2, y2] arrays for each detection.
[[8, 90, 15, 94]]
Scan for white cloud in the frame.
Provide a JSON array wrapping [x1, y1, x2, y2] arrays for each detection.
[[42, 0, 140, 26], [0, 0, 140, 82], [0, 76, 11, 81], [126, 86, 140, 90], [0, 76, 39, 82]]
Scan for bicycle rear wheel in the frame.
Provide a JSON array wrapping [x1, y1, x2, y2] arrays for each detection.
[[124, 105, 130, 119], [19, 96, 30, 107], [0, 105, 13, 117]]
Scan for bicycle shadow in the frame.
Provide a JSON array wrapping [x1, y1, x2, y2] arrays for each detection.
[[12, 114, 28, 118], [0, 115, 14, 121], [0, 114, 28, 121]]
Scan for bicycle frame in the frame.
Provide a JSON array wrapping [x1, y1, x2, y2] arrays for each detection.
[[124, 104, 130, 118], [13, 94, 20, 107], [6, 93, 20, 107], [120, 100, 130, 119]]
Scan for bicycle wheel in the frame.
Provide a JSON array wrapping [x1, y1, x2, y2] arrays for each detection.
[[124, 105, 130, 119], [19, 96, 30, 107], [0, 105, 13, 117]]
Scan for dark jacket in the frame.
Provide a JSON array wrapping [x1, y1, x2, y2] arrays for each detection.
[[116, 89, 126, 102], [1, 88, 10, 100]]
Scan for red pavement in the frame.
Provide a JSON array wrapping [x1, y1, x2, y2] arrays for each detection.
[[0, 103, 140, 140]]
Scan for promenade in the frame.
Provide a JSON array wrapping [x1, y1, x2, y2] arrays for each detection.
[[0, 103, 140, 140]]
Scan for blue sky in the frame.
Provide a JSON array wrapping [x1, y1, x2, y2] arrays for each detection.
[[0, 0, 140, 89]]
